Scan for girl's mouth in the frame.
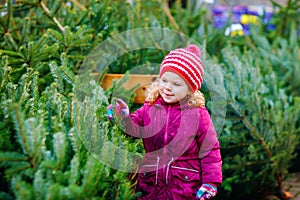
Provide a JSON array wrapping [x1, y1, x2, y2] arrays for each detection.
[[164, 92, 173, 97]]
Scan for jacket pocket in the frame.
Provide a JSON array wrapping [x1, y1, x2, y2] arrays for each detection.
[[136, 166, 157, 198], [170, 166, 200, 198]]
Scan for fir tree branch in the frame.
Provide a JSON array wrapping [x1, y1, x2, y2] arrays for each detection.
[[225, 159, 271, 170], [6, 0, 12, 29], [59, 65, 75, 85], [31, 128, 46, 170], [229, 102, 273, 159], [12, 105, 33, 165], [49, 62, 64, 92], [144, 28, 163, 51], [222, 141, 261, 149], [53, 132, 67, 170], [159, 0, 180, 31], [69, 0, 87, 11], [81, 156, 94, 195], [242, 116, 273, 158], [19, 17, 30, 45], [1, 49, 23, 57], [40, 1, 65, 32], [5, 163, 31, 175], [47, 29, 64, 45], [0, 152, 28, 162], [241, 130, 283, 188], [4, 33, 19, 51], [69, 93, 74, 127], [69, 155, 80, 185], [91, 163, 105, 196]]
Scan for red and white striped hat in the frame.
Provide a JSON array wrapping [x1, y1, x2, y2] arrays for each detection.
[[159, 45, 204, 92]]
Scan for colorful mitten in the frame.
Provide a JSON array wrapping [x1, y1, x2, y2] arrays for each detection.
[[107, 104, 114, 122], [107, 99, 129, 122], [196, 183, 217, 199], [115, 99, 129, 117]]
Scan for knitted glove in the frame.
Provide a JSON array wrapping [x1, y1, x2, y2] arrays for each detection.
[[107, 99, 129, 121], [196, 183, 217, 200], [107, 104, 114, 121]]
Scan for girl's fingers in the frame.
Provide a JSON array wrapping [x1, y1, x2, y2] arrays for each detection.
[[117, 99, 128, 108], [107, 104, 112, 110]]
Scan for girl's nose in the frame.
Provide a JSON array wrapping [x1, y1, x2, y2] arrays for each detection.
[[165, 83, 172, 90]]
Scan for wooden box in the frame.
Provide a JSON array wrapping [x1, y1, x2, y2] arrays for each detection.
[[100, 74, 158, 103]]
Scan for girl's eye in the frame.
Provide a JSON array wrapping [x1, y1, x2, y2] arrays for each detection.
[[174, 83, 181, 86], [162, 79, 167, 83]]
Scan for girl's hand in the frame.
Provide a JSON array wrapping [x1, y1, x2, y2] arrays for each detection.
[[196, 183, 217, 200], [115, 99, 129, 117], [107, 99, 129, 121], [107, 104, 114, 121]]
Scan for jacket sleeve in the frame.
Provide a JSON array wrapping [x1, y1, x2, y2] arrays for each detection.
[[122, 103, 147, 138], [197, 107, 222, 184]]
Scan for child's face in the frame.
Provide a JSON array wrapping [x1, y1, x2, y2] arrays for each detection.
[[159, 72, 190, 104]]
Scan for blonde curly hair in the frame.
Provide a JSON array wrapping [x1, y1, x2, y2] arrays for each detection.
[[146, 79, 205, 107]]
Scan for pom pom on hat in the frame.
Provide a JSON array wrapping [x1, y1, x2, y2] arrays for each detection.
[[159, 45, 204, 92], [186, 44, 201, 58]]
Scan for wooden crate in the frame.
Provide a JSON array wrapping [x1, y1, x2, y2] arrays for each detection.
[[100, 74, 159, 103]]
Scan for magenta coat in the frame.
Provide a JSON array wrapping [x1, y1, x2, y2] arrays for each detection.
[[124, 97, 222, 199]]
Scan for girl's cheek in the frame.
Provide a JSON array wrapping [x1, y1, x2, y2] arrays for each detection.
[[158, 85, 163, 91], [159, 83, 166, 90], [158, 87, 164, 94]]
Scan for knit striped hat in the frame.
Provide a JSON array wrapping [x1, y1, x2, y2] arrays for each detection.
[[159, 45, 204, 93]]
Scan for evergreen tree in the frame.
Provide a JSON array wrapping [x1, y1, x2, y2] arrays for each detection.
[[0, 0, 299, 199]]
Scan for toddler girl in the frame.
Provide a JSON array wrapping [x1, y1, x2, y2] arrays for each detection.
[[108, 45, 222, 200]]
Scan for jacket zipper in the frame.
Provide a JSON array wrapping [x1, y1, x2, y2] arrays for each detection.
[[164, 105, 171, 150], [163, 105, 171, 184]]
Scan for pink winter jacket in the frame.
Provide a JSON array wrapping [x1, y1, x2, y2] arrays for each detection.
[[123, 97, 222, 200]]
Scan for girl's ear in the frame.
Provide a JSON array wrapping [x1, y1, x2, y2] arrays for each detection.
[[186, 91, 193, 100], [187, 90, 194, 96]]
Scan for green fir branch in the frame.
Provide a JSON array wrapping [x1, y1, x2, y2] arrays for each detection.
[[67, 54, 85, 61], [81, 155, 109, 197], [63, 26, 72, 49], [11, 176, 34, 200], [19, 17, 31, 45], [53, 132, 68, 170], [49, 61, 64, 92], [68, 128, 82, 154], [35, 34, 49, 52], [29, 72, 40, 115], [0, 50, 23, 58], [4, 33, 19, 52], [33, 169, 46, 200], [73, 24, 88, 39], [6, 0, 13, 29], [0, 11, 7, 32], [17, 72, 32, 104], [47, 28, 64, 45], [5, 163, 32, 175], [0, 152, 28, 163], [0, 58, 12, 92], [69, 34, 93, 48], [46, 83, 56, 138], [59, 65, 75, 85], [69, 154, 80, 185], [40, 1, 65, 32], [12, 105, 32, 161], [31, 116, 47, 169]]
